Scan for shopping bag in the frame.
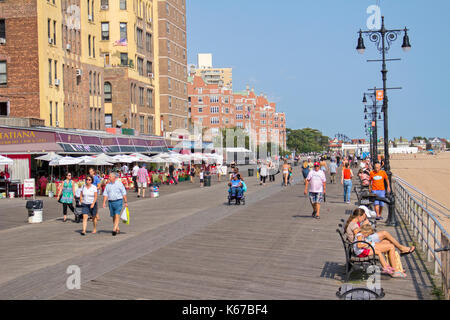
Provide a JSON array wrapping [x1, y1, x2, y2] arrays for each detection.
[[120, 207, 130, 225]]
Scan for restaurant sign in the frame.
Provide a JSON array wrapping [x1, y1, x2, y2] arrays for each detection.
[[0, 128, 55, 145]]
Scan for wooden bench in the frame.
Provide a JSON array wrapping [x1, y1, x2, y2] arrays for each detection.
[[336, 284, 385, 300], [336, 223, 380, 282]]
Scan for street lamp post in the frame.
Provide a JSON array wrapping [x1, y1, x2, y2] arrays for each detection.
[[363, 89, 382, 166], [356, 16, 411, 226]]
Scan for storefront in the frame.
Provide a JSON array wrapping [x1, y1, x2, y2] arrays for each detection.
[[0, 125, 169, 184]]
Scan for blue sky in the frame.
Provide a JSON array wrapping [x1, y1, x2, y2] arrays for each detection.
[[186, 0, 450, 140]]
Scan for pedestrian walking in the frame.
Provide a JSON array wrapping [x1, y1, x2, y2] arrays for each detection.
[[79, 175, 98, 236], [281, 160, 290, 186], [102, 172, 128, 236], [199, 168, 204, 187], [341, 162, 353, 203], [137, 164, 149, 198], [329, 159, 338, 184], [132, 163, 139, 192], [370, 162, 390, 220], [268, 161, 275, 182], [57, 172, 76, 222], [304, 162, 326, 219], [301, 160, 310, 184], [169, 164, 178, 185], [260, 161, 268, 185]]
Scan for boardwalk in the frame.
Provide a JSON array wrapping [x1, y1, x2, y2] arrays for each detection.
[[0, 169, 437, 300]]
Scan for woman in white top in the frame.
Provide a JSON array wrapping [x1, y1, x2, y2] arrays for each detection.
[[79, 175, 98, 236], [260, 161, 269, 186]]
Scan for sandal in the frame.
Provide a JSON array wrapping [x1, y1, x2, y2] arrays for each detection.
[[400, 246, 415, 256], [381, 267, 394, 275], [315, 216, 320, 219], [391, 271, 407, 278]]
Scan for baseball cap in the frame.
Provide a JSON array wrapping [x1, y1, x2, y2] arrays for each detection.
[[314, 162, 320, 167]]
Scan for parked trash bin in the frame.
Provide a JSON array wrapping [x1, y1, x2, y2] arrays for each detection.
[[204, 175, 212, 187], [26, 200, 44, 223], [248, 168, 254, 177]]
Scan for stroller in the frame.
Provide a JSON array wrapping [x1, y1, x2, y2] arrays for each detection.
[[228, 181, 247, 205]]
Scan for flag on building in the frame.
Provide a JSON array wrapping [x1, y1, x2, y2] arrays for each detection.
[[114, 38, 127, 46]]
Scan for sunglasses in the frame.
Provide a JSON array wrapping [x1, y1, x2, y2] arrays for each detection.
[[86, 178, 92, 181]]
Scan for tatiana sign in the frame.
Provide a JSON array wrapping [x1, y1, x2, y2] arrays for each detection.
[[0, 128, 55, 145]]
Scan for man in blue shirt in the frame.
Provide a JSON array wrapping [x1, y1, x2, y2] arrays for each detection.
[[228, 175, 243, 203], [102, 172, 128, 236], [328, 159, 338, 184], [89, 168, 101, 188]]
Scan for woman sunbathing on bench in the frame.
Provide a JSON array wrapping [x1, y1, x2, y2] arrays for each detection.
[[345, 208, 415, 255], [354, 225, 406, 278]]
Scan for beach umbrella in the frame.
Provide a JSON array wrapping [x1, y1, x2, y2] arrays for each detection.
[[35, 152, 62, 162], [147, 155, 168, 163], [49, 156, 83, 166], [92, 153, 117, 163], [82, 158, 114, 166], [112, 155, 135, 163], [0, 155, 13, 165], [128, 152, 153, 162]]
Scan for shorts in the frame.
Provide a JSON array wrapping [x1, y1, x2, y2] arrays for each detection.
[[366, 233, 380, 244], [200, 179, 204, 183], [81, 202, 98, 216], [358, 248, 371, 258], [372, 190, 386, 207], [138, 182, 147, 188], [108, 199, 123, 217], [309, 192, 324, 204]]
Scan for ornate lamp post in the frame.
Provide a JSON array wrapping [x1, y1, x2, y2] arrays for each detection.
[[356, 16, 411, 226]]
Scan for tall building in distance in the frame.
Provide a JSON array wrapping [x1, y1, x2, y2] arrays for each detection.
[[99, 0, 159, 135], [191, 53, 232, 88], [158, 0, 189, 138], [188, 75, 287, 150]]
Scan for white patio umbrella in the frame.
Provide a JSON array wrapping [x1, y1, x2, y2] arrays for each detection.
[[111, 155, 135, 163], [128, 152, 153, 162], [82, 158, 114, 166], [49, 156, 83, 166], [147, 156, 168, 163], [35, 152, 62, 162], [0, 155, 13, 165], [92, 153, 117, 163]]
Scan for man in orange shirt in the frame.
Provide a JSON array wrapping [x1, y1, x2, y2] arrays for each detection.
[[370, 162, 390, 220]]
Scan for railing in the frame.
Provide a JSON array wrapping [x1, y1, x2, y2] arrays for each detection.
[[393, 176, 450, 299]]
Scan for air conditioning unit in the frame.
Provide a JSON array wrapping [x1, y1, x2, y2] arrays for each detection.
[[148, 73, 154, 79], [66, 43, 71, 51], [55, 121, 60, 127], [48, 38, 53, 44], [101, 5, 108, 10], [148, 17, 152, 23], [88, 15, 93, 21], [0, 38, 6, 45], [76, 69, 82, 76], [54, 79, 60, 86]]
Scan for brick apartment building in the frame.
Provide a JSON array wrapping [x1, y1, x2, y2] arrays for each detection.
[[158, 0, 189, 138], [188, 75, 286, 150]]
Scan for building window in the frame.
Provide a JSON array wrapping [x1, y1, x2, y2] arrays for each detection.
[[101, 22, 109, 40], [54, 60, 58, 81], [236, 114, 243, 120], [120, 53, 128, 66], [147, 88, 153, 108], [146, 61, 152, 75], [93, 36, 96, 57], [198, 107, 203, 113], [120, 0, 126, 10], [236, 105, 243, 111], [0, 102, 8, 116], [120, 22, 127, 41], [139, 87, 144, 105], [210, 117, 219, 124], [148, 116, 153, 134], [53, 20, 56, 44], [137, 57, 143, 75], [168, 96, 172, 108], [140, 115, 144, 133], [0, 61, 6, 85], [89, 72, 92, 93], [48, 59, 52, 85], [146, 32, 152, 52], [168, 78, 171, 90], [104, 82, 112, 102], [105, 114, 112, 128], [49, 101, 53, 126], [0, 20, 5, 39], [210, 96, 219, 103], [167, 60, 171, 72], [47, 19, 51, 41], [136, 27, 143, 47], [210, 106, 219, 114], [101, 0, 109, 8], [104, 53, 110, 66], [88, 35, 91, 56]]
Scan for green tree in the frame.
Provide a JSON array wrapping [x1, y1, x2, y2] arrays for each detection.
[[286, 128, 329, 153]]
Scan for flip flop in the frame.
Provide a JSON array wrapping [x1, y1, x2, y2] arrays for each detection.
[[391, 271, 407, 278], [400, 246, 415, 256]]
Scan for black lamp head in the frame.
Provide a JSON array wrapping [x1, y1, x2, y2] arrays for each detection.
[[402, 28, 411, 52], [356, 30, 366, 54]]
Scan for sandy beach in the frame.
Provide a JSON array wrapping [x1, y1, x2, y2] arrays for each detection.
[[391, 151, 450, 232]]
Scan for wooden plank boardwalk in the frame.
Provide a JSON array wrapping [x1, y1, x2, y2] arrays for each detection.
[[0, 169, 437, 300]]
